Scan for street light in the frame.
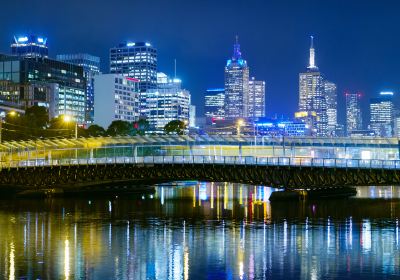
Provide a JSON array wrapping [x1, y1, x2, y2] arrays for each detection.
[[0, 111, 18, 143], [63, 115, 78, 139], [237, 119, 244, 136]]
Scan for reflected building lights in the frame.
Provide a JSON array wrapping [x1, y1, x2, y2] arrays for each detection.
[[9, 242, 14, 280], [64, 239, 70, 280]]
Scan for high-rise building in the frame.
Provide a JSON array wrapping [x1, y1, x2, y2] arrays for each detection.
[[11, 35, 48, 58], [204, 88, 225, 121], [346, 92, 363, 135], [224, 36, 249, 119], [370, 92, 394, 137], [109, 42, 157, 92], [248, 77, 266, 118], [0, 54, 86, 122], [57, 54, 101, 124], [143, 74, 190, 133], [324, 81, 337, 135], [298, 36, 327, 136], [94, 74, 140, 128]]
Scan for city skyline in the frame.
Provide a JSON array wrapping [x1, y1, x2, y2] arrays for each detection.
[[1, 0, 400, 124]]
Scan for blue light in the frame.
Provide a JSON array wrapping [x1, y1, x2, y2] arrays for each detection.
[[18, 36, 28, 43], [37, 37, 44, 43], [206, 88, 225, 92], [145, 42, 151, 47], [127, 42, 135, 47]]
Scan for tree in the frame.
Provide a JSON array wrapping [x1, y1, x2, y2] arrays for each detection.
[[133, 119, 150, 136], [87, 124, 106, 137], [106, 120, 132, 136], [47, 115, 76, 138], [164, 120, 187, 135]]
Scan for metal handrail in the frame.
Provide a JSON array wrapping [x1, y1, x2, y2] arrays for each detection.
[[2, 155, 400, 170]]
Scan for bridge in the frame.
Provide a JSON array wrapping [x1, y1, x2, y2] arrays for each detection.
[[0, 135, 399, 192]]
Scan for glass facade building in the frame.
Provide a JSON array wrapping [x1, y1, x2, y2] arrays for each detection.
[[298, 37, 330, 137], [370, 92, 394, 137], [11, 35, 48, 58], [57, 53, 101, 124], [324, 80, 337, 136], [346, 92, 363, 135], [0, 54, 86, 122], [109, 42, 157, 92], [204, 88, 225, 121], [144, 75, 191, 134]]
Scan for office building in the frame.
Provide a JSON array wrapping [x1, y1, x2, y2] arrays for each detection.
[[189, 105, 196, 128], [57, 54, 101, 124], [324, 81, 337, 135], [11, 35, 48, 58], [254, 119, 310, 137], [370, 92, 394, 137], [94, 74, 140, 128], [248, 77, 266, 118], [224, 37, 249, 119], [204, 88, 225, 121], [143, 74, 190, 133], [346, 92, 363, 135], [109, 42, 157, 92], [298, 36, 328, 136], [0, 54, 86, 122]]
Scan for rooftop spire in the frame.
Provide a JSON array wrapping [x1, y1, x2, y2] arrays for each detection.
[[233, 35, 242, 60], [308, 35, 318, 70]]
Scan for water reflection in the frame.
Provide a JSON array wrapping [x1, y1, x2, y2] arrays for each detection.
[[0, 183, 399, 279]]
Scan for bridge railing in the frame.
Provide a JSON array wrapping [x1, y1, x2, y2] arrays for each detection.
[[1, 155, 400, 170]]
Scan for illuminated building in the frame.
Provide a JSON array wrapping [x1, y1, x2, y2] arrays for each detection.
[[143, 74, 191, 133], [11, 35, 48, 58], [0, 54, 86, 122], [324, 81, 337, 135], [248, 77, 266, 118], [56, 54, 101, 124], [298, 36, 328, 136], [254, 118, 310, 136], [109, 42, 157, 92], [224, 36, 249, 119], [346, 92, 363, 136], [369, 91, 394, 137], [204, 88, 225, 121], [189, 105, 196, 128], [93, 74, 140, 128]]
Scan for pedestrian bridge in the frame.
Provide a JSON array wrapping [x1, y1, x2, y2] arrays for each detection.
[[0, 135, 399, 190]]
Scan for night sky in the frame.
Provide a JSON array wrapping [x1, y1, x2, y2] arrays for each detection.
[[1, 0, 400, 124]]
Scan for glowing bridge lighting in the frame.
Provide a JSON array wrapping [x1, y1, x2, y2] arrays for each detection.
[[18, 36, 28, 42]]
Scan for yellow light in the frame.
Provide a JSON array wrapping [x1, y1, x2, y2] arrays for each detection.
[[63, 115, 72, 123], [237, 119, 244, 126], [8, 111, 16, 117]]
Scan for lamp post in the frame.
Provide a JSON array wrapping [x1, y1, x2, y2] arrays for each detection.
[[0, 111, 17, 143]]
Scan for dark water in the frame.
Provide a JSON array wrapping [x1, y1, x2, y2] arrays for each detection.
[[1, 184, 400, 279]]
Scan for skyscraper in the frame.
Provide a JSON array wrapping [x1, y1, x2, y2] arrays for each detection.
[[346, 92, 363, 135], [0, 54, 86, 122], [298, 36, 327, 136], [204, 88, 225, 121], [109, 42, 157, 92], [94, 74, 140, 128], [324, 81, 337, 135], [370, 92, 394, 137], [248, 77, 266, 118], [11, 35, 48, 58], [57, 54, 101, 124], [143, 73, 191, 133], [224, 36, 249, 119]]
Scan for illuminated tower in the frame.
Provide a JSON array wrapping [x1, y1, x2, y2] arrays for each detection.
[[298, 36, 327, 136], [346, 92, 363, 135], [370, 92, 394, 137], [224, 36, 249, 119]]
